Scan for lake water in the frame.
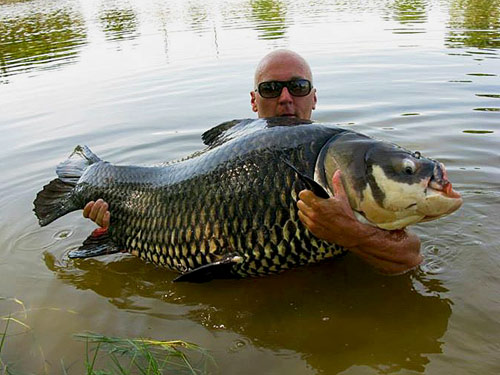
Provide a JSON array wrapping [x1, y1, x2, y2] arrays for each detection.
[[0, 0, 499, 373]]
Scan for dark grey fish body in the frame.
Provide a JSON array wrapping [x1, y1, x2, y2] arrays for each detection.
[[35, 118, 348, 280], [34, 118, 463, 281]]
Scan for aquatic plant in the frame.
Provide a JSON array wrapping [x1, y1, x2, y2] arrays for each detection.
[[0, 317, 9, 375], [1, 296, 213, 375], [76, 332, 215, 375]]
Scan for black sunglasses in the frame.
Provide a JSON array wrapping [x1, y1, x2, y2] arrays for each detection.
[[256, 79, 312, 98]]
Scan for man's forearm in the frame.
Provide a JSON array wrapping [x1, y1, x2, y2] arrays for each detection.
[[297, 170, 423, 275], [349, 226, 422, 275]]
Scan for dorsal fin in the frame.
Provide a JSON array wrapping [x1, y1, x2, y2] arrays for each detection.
[[265, 117, 312, 127], [201, 119, 245, 146]]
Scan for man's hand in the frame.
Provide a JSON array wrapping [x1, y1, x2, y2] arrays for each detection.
[[297, 170, 422, 275], [83, 199, 110, 229]]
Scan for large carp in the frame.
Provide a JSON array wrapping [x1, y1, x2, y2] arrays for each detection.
[[34, 118, 462, 282]]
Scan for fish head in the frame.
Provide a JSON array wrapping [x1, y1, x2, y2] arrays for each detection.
[[316, 132, 463, 230]]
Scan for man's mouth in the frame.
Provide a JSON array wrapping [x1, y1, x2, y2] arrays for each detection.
[[280, 113, 296, 117]]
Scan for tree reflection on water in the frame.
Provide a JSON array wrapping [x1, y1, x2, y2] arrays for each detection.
[[0, 9, 87, 79], [386, 0, 428, 24], [250, 0, 288, 40], [447, 0, 500, 49], [2, 0, 499, 83], [99, 7, 140, 42]]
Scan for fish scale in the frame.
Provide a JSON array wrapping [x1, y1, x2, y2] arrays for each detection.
[[93, 134, 342, 276]]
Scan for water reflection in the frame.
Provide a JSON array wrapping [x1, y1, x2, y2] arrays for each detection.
[[0, 8, 87, 80], [187, 3, 209, 33], [45, 252, 452, 374], [388, 0, 428, 23], [384, 0, 428, 34], [446, 0, 500, 50], [0, 0, 31, 4], [99, 7, 139, 41], [250, 0, 288, 40]]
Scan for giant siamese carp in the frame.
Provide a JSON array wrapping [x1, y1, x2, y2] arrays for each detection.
[[34, 118, 462, 282]]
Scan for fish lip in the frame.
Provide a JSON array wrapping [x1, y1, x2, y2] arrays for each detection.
[[426, 182, 463, 200], [423, 199, 463, 220], [420, 189, 463, 222], [426, 162, 462, 199]]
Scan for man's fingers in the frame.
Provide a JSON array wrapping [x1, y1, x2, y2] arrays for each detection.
[[298, 189, 318, 204], [94, 201, 109, 227], [83, 199, 110, 228], [298, 210, 314, 229], [102, 211, 111, 229], [297, 199, 314, 217], [88, 199, 102, 220], [83, 201, 95, 218]]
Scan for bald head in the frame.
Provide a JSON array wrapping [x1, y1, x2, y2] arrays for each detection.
[[254, 49, 313, 88], [251, 49, 317, 120]]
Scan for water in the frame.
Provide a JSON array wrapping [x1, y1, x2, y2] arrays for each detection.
[[0, 0, 499, 373]]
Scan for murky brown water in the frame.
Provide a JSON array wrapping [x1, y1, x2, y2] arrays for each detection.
[[1, 0, 499, 374]]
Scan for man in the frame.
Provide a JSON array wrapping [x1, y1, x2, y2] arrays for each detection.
[[84, 49, 422, 274]]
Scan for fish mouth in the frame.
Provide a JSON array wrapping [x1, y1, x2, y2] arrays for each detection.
[[427, 162, 462, 199], [420, 162, 463, 221]]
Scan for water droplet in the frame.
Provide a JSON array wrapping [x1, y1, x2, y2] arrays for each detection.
[[229, 338, 251, 352], [54, 229, 73, 240]]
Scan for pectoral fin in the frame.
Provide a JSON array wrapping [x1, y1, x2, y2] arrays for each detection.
[[173, 256, 240, 283], [68, 228, 120, 258], [282, 158, 330, 199]]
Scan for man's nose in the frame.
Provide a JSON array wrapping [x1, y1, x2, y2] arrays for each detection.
[[278, 87, 293, 103]]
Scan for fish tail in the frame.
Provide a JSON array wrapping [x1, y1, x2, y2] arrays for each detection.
[[34, 145, 101, 226]]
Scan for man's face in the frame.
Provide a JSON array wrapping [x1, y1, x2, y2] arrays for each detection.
[[251, 56, 317, 120]]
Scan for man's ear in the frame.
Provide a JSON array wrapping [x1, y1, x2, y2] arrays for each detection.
[[312, 89, 317, 110], [250, 91, 258, 113]]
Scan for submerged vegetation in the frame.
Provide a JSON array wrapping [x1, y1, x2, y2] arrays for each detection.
[[1, 297, 214, 375], [77, 333, 215, 375], [1, 317, 10, 374]]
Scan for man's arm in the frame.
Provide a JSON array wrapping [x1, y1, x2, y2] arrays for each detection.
[[297, 170, 422, 275], [83, 199, 110, 229]]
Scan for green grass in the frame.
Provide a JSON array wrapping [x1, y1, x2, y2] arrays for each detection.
[[1, 296, 215, 375], [0, 317, 15, 375], [75, 333, 215, 375]]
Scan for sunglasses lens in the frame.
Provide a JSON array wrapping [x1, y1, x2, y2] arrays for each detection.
[[288, 79, 311, 96], [258, 80, 312, 98], [258, 82, 282, 98]]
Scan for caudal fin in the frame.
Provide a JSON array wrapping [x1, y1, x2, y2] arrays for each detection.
[[34, 145, 101, 226]]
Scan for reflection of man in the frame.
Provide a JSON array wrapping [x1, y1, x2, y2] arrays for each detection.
[[84, 49, 422, 274]]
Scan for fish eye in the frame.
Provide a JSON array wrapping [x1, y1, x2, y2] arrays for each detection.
[[402, 159, 416, 175]]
